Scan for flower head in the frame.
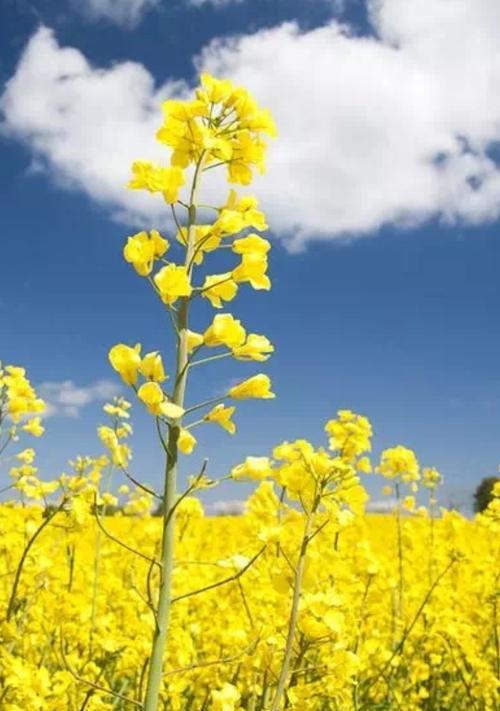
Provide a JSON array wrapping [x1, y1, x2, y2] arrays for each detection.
[[229, 374, 275, 400]]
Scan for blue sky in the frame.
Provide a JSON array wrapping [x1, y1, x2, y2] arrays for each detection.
[[1, 0, 500, 512]]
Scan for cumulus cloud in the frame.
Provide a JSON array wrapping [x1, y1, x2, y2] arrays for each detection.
[[74, 0, 159, 27], [3, 1, 500, 248], [39, 379, 121, 418], [0, 26, 181, 226]]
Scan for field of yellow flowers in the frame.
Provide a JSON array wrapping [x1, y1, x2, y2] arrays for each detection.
[[1, 74, 499, 710], [0, 472, 498, 710]]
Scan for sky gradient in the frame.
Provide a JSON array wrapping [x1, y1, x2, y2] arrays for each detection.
[[1, 0, 500, 513]]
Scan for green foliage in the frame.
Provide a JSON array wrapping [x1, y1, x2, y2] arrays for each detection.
[[473, 476, 500, 513]]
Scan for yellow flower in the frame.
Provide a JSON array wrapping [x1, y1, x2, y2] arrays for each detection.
[[198, 73, 234, 104], [211, 682, 241, 711], [378, 445, 420, 483], [123, 230, 169, 277], [232, 253, 271, 290], [154, 264, 192, 305], [201, 273, 238, 308], [219, 190, 268, 233], [422, 467, 442, 490], [140, 351, 167, 383], [186, 330, 204, 354], [231, 456, 272, 481], [232, 234, 271, 255], [229, 374, 275, 400], [204, 404, 236, 434], [178, 428, 197, 455], [16, 448, 35, 464], [402, 495, 416, 512], [204, 314, 246, 349], [324, 410, 372, 460], [357, 456, 372, 474], [109, 343, 142, 386], [128, 162, 185, 203], [137, 382, 184, 419], [98, 426, 131, 468], [21, 417, 44, 437], [233, 334, 274, 362]]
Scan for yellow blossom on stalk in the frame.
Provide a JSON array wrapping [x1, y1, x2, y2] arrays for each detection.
[[232, 234, 271, 256], [16, 448, 35, 464], [21, 417, 44, 437], [153, 73, 275, 181], [232, 253, 271, 290], [325, 410, 372, 460], [378, 445, 420, 483], [103, 397, 132, 419], [402, 495, 416, 512], [231, 456, 273, 481], [228, 133, 266, 185], [211, 682, 241, 711], [137, 382, 184, 419], [116, 423, 133, 438], [204, 404, 236, 434], [1, 365, 46, 423], [233, 334, 274, 361], [128, 161, 185, 203], [123, 230, 169, 276], [201, 273, 238, 309], [358, 456, 372, 474], [154, 264, 192, 305], [178, 428, 197, 455], [10, 463, 38, 480], [198, 73, 233, 103], [98, 426, 131, 468], [229, 373, 275, 400], [186, 330, 204, 353], [109, 344, 142, 386], [422, 467, 442, 490], [218, 190, 268, 233], [203, 314, 246, 349], [140, 351, 167, 383]]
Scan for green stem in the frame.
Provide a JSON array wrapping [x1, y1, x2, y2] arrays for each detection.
[[269, 509, 314, 711], [6, 500, 65, 621], [142, 153, 205, 711], [89, 465, 113, 650]]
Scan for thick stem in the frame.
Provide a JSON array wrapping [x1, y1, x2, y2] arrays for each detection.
[[142, 157, 204, 711], [269, 510, 314, 711]]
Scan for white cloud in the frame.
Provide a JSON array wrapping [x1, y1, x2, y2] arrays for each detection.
[[366, 498, 398, 513], [3, 2, 500, 248], [39, 379, 121, 418], [74, 0, 159, 27], [206, 499, 245, 515], [1, 26, 181, 227]]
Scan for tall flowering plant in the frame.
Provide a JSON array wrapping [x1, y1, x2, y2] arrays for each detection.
[[107, 74, 277, 710]]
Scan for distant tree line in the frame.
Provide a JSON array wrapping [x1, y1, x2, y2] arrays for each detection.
[[473, 476, 499, 513]]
